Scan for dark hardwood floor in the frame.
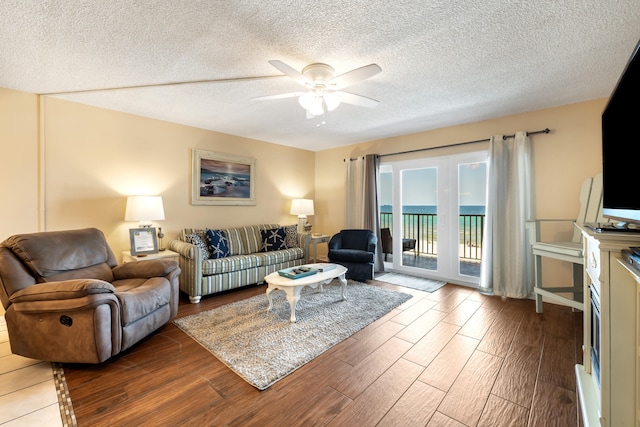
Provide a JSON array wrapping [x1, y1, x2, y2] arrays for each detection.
[[63, 280, 583, 426]]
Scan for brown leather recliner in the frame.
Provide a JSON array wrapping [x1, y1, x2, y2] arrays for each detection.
[[0, 228, 180, 364]]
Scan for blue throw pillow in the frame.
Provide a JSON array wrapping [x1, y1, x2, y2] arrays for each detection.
[[261, 227, 287, 252], [205, 229, 230, 259]]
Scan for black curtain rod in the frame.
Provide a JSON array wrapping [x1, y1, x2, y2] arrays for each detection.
[[376, 127, 551, 159], [343, 156, 366, 162]]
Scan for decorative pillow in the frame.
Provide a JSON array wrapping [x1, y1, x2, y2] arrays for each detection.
[[185, 233, 210, 260], [283, 224, 298, 248], [261, 227, 287, 252], [205, 229, 230, 259]]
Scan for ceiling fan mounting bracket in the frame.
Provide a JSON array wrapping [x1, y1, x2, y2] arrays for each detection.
[[301, 63, 335, 84]]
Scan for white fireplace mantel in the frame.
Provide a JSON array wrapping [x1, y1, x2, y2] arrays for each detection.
[[576, 224, 640, 427]]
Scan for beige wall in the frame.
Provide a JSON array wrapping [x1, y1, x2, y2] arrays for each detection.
[[0, 90, 315, 259], [314, 98, 606, 281], [0, 88, 41, 316], [0, 88, 40, 239]]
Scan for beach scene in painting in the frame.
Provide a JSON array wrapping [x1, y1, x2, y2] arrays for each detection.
[[200, 158, 251, 198]]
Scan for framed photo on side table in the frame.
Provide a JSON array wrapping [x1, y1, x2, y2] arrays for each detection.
[[129, 228, 158, 255]]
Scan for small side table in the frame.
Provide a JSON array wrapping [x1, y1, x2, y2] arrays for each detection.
[[310, 234, 331, 263], [122, 249, 179, 263]]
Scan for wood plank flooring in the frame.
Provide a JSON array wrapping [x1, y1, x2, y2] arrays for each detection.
[[62, 280, 583, 426]]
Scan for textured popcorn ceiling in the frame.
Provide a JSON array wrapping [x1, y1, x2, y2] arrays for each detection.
[[1, 1, 639, 151]]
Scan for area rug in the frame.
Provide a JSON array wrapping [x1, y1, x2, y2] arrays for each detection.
[[173, 280, 412, 390], [376, 272, 446, 292]]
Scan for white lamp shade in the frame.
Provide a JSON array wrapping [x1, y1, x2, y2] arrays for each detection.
[[125, 196, 165, 225], [290, 198, 314, 217]]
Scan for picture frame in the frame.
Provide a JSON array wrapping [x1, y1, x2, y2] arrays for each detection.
[[191, 149, 255, 205], [129, 228, 159, 255]]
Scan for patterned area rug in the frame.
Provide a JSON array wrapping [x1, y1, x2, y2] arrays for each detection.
[[376, 272, 447, 292], [173, 280, 412, 390]]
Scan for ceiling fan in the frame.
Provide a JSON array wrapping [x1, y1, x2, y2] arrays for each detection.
[[252, 60, 382, 119]]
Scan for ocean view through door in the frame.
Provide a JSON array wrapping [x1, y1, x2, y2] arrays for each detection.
[[379, 151, 487, 286]]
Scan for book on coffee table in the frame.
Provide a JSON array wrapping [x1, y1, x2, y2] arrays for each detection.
[[305, 263, 337, 272], [278, 266, 318, 279]]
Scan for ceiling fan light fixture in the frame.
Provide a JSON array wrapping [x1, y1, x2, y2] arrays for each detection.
[[257, 60, 381, 119], [299, 92, 325, 117], [298, 92, 315, 110], [309, 97, 324, 116], [323, 92, 341, 111]]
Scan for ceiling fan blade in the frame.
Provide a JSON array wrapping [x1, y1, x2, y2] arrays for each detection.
[[336, 91, 379, 108], [328, 64, 382, 90], [251, 92, 306, 101], [268, 60, 312, 88]]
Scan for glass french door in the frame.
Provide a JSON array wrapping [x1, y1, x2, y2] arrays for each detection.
[[379, 151, 487, 286]]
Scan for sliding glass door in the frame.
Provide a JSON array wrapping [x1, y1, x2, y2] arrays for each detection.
[[379, 151, 487, 286]]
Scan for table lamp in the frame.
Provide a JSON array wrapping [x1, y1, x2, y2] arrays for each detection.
[[290, 198, 314, 233], [125, 196, 165, 252]]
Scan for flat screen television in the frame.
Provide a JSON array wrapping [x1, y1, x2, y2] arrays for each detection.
[[601, 37, 640, 228]]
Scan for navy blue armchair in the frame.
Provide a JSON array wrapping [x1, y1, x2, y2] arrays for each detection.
[[328, 229, 377, 281]]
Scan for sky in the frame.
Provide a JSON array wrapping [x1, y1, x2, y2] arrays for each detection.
[[201, 159, 250, 175], [380, 162, 486, 206]]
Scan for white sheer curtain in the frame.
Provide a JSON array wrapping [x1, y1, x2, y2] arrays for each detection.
[[478, 131, 533, 298], [345, 154, 385, 272]]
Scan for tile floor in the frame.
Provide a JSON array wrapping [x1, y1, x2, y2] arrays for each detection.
[[0, 316, 63, 426]]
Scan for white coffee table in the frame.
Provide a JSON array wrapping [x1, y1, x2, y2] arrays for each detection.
[[264, 264, 348, 322]]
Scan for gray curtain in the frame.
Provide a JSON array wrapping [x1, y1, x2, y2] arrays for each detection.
[[363, 155, 385, 273], [478, 131, 533, 298], [345, 154, 384, 273]]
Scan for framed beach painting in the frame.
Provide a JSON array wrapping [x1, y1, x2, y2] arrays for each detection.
[[191, 149, 256, 205]]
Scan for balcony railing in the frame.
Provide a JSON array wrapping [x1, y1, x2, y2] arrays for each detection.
[[380, 212, 485, 261]]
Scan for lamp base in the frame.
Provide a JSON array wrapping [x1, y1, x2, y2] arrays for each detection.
[[298, 216, 307, 234], [158, 227, 165, 251]]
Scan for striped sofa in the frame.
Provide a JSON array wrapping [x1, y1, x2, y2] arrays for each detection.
[[168, 224, 310, 303]]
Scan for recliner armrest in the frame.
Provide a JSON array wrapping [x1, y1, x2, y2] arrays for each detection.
[[9, 279, 115, 303], [112, 259, 179, 280]]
